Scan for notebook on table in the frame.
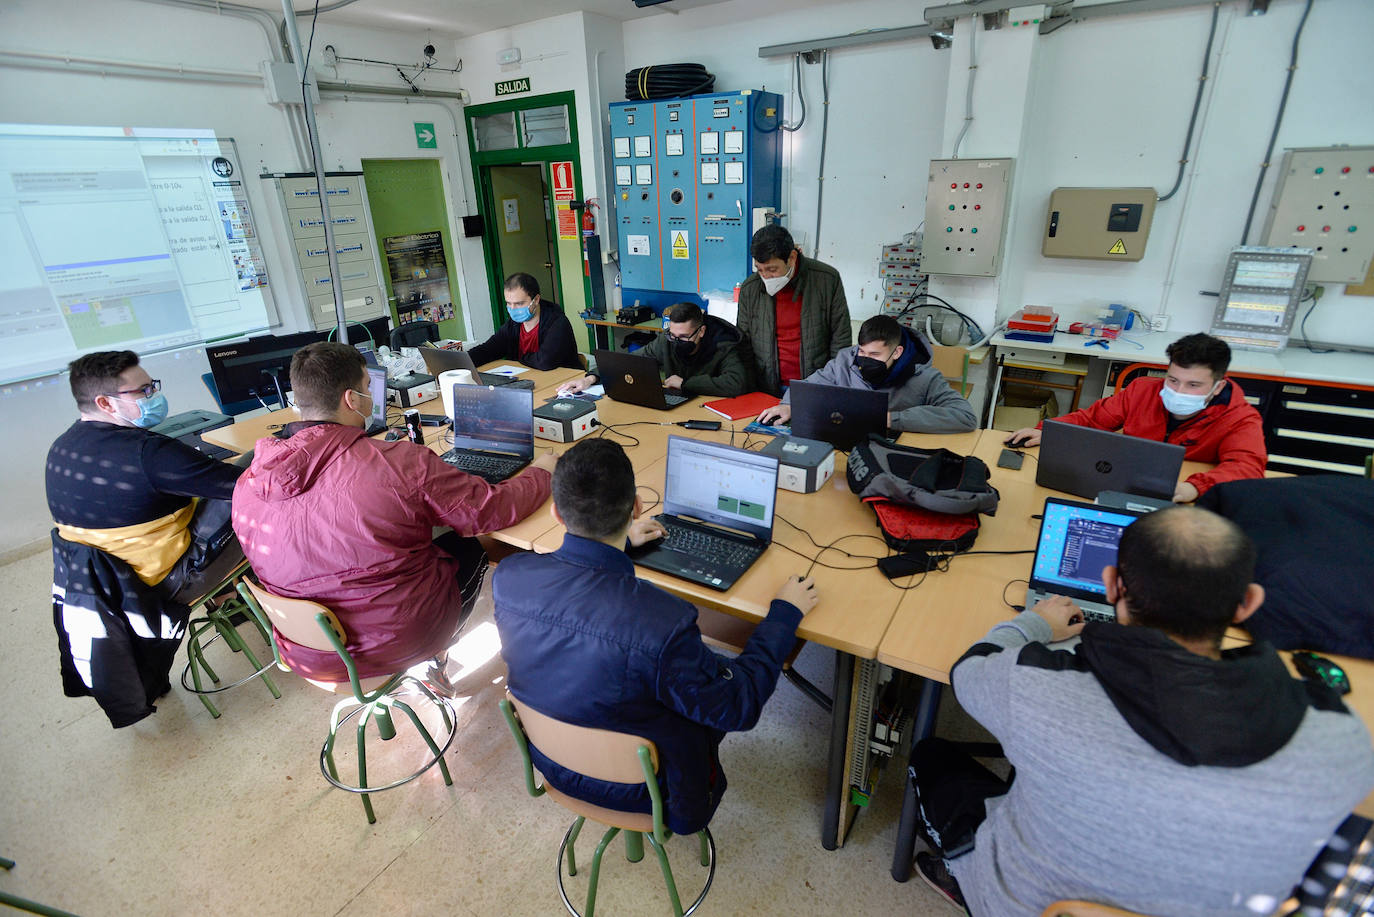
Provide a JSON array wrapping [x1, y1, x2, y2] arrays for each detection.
[[594, 349, 690, 410], [702, 391, 780, 421], [628, 436, 780, 591], [1024, 497, 1147, 624], [1036, 420, 1185, 501], [440, 384, 535, 484]]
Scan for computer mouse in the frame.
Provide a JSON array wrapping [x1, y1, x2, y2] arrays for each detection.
[[1005, 435, 1031, 448], [383, 430, 404, 442]]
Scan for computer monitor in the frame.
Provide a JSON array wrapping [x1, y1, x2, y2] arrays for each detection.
[[205, 331, 318, 408]]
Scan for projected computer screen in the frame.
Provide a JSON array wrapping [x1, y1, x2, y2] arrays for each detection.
[[0, 124, 274, 384]]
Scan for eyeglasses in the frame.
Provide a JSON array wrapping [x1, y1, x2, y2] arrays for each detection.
[[107, 380, 161, 399], [667, 325, 703, 344]]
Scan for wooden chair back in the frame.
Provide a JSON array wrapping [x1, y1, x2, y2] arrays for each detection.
[[240, 579, 345, 652], [505, 691, 658, 784]]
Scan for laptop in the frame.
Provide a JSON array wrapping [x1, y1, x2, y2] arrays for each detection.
[[788, 381, 889, 452], [628, 436, 780, 590], [594, 349, 690, 410], [1036, 420, 1185, 501], [419, 346, 535, 390], [440, 384, 536, 483], [363, 366, 389, 435], [1024, 497, 1147, 624]]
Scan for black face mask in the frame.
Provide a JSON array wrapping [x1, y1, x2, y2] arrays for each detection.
[[854, 354, 889, 386], [672, 338, 698, 360]]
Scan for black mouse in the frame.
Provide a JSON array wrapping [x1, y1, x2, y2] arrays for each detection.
[[383, 430, 404, 442], [1005, 435, 1031, 448]]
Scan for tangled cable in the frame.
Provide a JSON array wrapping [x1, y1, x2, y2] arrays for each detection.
[[625, 63, 715, 100]]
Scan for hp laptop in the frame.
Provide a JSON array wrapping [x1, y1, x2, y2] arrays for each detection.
[[628, 436, 780, 591], [594, 349, 690, 410], [788, 381, 889, 452], [1037, 420, 1185, 501], [419, 346, 535, 390], [1025, 497, 1147, 624], [440, 384, 535, 483]]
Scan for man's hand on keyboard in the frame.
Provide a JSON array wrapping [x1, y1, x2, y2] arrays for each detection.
[[775, 575, 818, 614], [627, 517, 667, 548], [530, 450, 559, 475]]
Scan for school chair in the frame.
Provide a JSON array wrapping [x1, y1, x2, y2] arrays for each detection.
[[179, 554, 281, 718], [237, 580, 456, 824], [500, 692, 716, 917]]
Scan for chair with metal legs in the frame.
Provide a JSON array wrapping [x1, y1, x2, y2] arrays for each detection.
[[499, 692, 716, 917], [237, 579, 456, 824], [180, 554, 281, 718]]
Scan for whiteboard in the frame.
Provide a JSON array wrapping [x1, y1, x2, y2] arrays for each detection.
[[0, 124, 275, 384]]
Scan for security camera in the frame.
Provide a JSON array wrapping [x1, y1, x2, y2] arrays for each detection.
[[423, 44, 436, 59]]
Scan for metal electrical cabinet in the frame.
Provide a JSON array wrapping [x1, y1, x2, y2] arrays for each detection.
[[263, 171, 387, 332], [609, 90, 781, 306], [1260, 146, 1374, 284], [921, 158, 1014, 277]]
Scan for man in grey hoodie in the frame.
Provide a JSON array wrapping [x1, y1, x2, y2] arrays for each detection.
[[914, 507, 1374, 916], [757, 314, 976, 433]]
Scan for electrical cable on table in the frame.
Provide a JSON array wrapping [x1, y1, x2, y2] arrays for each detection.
[[1002, 578, 1030, 613]]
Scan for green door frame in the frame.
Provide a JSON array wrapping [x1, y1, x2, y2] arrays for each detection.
[[464, 90, 591, 330]]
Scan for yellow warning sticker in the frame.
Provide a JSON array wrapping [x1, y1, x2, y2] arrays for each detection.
[[671, 230, 690, 260], [1108, 238, 1128, 255]]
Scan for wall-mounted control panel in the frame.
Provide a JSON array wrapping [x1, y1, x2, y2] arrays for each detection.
[[921, 158, 1014, 277], [1261, 146, 1374, 284], [609, 90, 780, 300], [1042, 187, 1157, 262]]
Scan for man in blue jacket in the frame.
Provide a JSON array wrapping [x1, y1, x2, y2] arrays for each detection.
[[492, 438, 818, 834]]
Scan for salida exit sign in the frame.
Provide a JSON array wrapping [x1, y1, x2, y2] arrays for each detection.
[[495, 78, 531, 97]]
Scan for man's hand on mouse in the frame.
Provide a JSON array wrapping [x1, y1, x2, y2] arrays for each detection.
[[758, 403, 791, 425], [1004, 426, 1042, 448], [1032, 595, 1087, 642]]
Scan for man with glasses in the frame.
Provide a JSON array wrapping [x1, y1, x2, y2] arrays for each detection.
[[47, 350, 245, 602], [466, 272, 581, 371], [557, 301, 755, 397]]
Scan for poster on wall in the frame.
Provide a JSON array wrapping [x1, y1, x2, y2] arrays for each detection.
[[383, 232, 455, 325]]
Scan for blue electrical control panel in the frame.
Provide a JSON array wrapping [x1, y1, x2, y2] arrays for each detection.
[[609, 89, 781, 309]]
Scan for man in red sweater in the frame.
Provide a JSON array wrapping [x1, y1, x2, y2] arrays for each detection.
[[1006, 333, 1266, 502]]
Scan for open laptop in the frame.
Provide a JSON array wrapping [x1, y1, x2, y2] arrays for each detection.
[[594, 349, 690, 410], [1024, 497, 1147, 624], [628, 436, 780, 591], [1036, 420, 1185, 501], [439, 384, 535, 483], [418, 346, 535, 390], [788, 381, 889, 452], [362, 366, 389, 435]]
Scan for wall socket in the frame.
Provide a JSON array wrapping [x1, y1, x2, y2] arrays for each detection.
[[1151, 313, 1170, 332]]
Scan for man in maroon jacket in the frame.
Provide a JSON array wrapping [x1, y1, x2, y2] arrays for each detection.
[[232, 342, 556, 685], [1005, 333, 1266, 502]]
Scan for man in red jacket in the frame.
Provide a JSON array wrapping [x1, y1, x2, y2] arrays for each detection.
[[232, 342, 556, 687], [1005, 333, 1266, 502]]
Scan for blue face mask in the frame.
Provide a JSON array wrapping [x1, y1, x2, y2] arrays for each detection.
[[126, 392, 169, 428], [508, 304, 535, 323], [1158, 384, 1212, 418]]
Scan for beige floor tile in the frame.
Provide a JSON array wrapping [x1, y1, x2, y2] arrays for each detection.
[[0, 550, 963, 916]]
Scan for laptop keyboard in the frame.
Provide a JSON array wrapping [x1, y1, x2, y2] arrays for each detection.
[[441, 450, 524, 483], [660, 521, 762, 570], [663, 391, 689, 407]]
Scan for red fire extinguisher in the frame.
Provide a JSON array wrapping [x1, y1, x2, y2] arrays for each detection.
[[581, 198, 599, 277]]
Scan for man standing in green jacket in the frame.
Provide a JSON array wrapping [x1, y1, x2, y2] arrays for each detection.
[[558, 302, 755, 398], [737, 224, 852, 396]]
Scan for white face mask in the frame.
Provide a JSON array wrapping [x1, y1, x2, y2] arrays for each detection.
[[761, 260, 793, 296], [1159, 383, 1214, 417]]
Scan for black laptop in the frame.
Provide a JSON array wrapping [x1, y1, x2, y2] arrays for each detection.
[[594, 349, 690, 410], [628, 436, 780, 591], [419, 345, 535, 390], [1024, 497, 1147, 624], [440, 384, 535, 483], [1037, 420, 1185, 501], [788, 381, 889, 451]]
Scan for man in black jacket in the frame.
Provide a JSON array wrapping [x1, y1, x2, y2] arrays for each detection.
[[467, 272, 581, 371], [558, 302, 755, 398]]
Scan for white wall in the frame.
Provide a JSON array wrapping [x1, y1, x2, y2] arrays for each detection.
[[0, 0, 473, 556]]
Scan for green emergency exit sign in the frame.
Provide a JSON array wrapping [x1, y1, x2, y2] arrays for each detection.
[[414, 122, 437, 149], [495, 77, 531, 97]]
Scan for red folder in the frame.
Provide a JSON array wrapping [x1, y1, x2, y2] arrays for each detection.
[[702, 392, 780, 421]]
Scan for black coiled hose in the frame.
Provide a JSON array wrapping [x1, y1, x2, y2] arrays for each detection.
[[625, 63, 715, 100]]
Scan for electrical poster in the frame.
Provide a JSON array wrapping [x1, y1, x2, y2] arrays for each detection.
[[383, 231, 454, 325]]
